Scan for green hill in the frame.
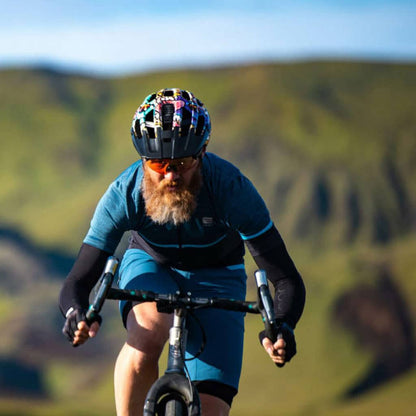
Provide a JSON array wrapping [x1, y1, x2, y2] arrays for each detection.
[[1, 62, 415, 249], [0, 61, 415, 415]]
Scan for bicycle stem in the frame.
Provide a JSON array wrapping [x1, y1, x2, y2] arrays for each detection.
[[165, 308, 188, 375]]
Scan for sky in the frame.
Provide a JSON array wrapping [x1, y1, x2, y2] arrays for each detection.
[[0, 0, 415, 76]]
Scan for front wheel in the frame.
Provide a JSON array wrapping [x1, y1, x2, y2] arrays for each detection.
[[156, 395, 187, 416], [164, 398, 187, 416], [144, 374, 200, 415]]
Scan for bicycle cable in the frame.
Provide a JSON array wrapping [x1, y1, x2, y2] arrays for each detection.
[[183, 309, 207, 361]]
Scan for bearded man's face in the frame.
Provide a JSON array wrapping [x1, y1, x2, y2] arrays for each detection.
[[141, 158, 202, 226]]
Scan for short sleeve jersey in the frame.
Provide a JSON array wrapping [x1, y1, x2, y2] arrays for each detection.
[[84, 153, 273, 269]]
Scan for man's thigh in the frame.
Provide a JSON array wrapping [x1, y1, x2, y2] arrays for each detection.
[[118, 249, 180, 326]]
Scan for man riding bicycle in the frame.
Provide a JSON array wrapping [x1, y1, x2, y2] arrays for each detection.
[[59, 88, 306, 416]]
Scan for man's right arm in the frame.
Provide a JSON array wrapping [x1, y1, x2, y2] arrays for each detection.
[[59, 243, 111, 315], [59, 243, 111, 345]]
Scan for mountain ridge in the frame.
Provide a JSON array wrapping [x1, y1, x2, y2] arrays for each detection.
[[1, 60, 415, 251]]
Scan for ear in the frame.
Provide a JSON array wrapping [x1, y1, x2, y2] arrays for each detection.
[[200, 145, 207, 159], [142, 158, 150, 174]]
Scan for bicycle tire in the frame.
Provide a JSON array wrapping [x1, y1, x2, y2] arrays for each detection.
[[145, 374, 200, 416], [163, 398, 187, 416]]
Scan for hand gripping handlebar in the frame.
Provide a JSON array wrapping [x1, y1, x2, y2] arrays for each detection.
[[85, 256, 119, 324], [255, 269, 284, 367]]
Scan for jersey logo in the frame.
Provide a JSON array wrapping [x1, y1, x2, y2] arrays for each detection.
[[202, 217, 214, 226]]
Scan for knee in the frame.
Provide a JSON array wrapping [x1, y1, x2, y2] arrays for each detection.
[[126, 325, 168, 358], [125, 303, 171, 357]]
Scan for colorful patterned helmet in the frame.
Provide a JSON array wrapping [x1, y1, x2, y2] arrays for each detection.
[[131, 88, 211, 159]]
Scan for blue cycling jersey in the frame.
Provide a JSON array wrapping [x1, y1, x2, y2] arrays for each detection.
[[84, 153, 273, 269]]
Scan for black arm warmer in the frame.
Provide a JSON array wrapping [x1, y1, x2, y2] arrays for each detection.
[[59, 243, 111, 317], [245, 225, 305, 329]]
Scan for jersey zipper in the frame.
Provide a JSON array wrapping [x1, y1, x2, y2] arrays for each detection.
[[177, 225, 182, 250], [176, 225, 183, 267]]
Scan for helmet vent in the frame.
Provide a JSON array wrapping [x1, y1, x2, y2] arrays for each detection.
[[181, 108, 192, 137], [182, 91, 191, 100], [164, 90, 174, 97], [148, 127, 155, 138], [145, 110, 154, 122], [162, 104, 174, 131], [134, 120, 142, 139], [196, 115, 205, 136]]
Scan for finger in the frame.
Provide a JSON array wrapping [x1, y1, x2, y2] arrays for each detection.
[[262, 337, 273, 348], [88, 321, 101, 338], [74, 330, 89, 343], [72, 323, 90, 343], [274, 358, 286, 366], [264, 345, 282, 362], [73, 332, 88, 346], [274, 338, 286, 350], [274, 343, 286, 362], [75, 327, 89, 338], [273, 348, 286, 360], [73, 321, 100, 344], [276, 348, 286, 358], [270, 349, 286, 363], [77, 321, 89, 331], [262, 338, 276, 356]]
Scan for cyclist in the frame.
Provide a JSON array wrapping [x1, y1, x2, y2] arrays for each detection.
[[59, 88, 306, 416]]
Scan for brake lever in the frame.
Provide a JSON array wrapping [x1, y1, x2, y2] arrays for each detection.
[[255, 270, 285, 368], [86, 256, 119, 324]]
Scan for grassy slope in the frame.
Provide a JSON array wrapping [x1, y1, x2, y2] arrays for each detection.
[[1, 62, 415, 250], [0, 61, 415, 415]]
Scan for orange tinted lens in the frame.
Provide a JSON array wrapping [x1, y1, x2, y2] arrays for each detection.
[[146, 159, 169, 173], [146, 157, 196, 174]]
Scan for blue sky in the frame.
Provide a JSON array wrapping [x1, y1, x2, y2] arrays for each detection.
[[0, 0, 415, 76]]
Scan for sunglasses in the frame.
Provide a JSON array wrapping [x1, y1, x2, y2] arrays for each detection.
[[144, 156, 199, 175]]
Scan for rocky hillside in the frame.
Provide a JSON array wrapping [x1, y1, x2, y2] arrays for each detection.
[[0, 62, 415, 251]]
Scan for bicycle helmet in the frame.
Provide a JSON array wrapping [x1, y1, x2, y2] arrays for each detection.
[[131, 88, 211, 159]]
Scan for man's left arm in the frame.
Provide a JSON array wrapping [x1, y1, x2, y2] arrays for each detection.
[[245, 225, 306, 364]]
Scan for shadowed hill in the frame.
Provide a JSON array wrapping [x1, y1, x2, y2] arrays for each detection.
[[0, 225, 123, 397], [0, 226, 74, 285], [334, 269, 415, 397]]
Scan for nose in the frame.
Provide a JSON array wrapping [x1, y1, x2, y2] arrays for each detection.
[[164, 168, 180, 181]]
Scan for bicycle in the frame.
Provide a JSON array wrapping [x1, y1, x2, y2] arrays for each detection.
[[86, 256, 282, 416]]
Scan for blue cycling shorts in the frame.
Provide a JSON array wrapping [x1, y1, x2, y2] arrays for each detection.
[[117, 248, 247, 390]]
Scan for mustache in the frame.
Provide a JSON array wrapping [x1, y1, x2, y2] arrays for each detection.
[[159, 179, 184, 189]]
